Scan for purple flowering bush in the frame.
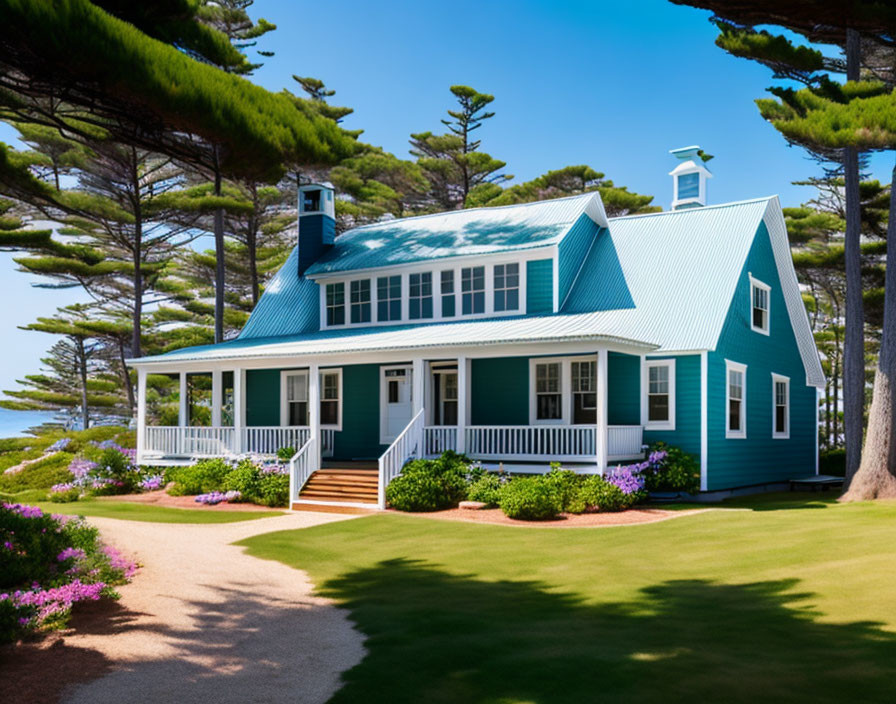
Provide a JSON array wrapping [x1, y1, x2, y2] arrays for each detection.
[[0, 503, 137, 642], [640, 443, 700, 493], [48, 440, 160, 502], [169, 456, 289, 508]]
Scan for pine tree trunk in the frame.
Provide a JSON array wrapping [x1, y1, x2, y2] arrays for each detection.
[[841, 158, 896, 500], [118, 338, 135, 413], [76, 337, 89, 431], [842, 28, 866, 486], [213, 147, 225, 344], [248, 185, 260, 306], [131, 152, 143, 359]]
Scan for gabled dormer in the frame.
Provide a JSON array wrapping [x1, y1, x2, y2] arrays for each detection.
[[669, 145, 712, 210]]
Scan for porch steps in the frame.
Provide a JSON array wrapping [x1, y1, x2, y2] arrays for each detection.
[[298, 468, 379, 505], [291, 501, 377, 515]]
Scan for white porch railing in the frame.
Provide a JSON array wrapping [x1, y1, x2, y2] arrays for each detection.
[[423, 426, 458, 456], [321, 429, 335, 458], [465, 425, 597, 460], [243, 427, 311, 455], [607, 425, 644, 460], [378, 409, 425, 508], [288, 436, 317, 503]]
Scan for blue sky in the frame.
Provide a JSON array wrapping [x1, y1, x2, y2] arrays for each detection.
[[0, 0, 889, 394]]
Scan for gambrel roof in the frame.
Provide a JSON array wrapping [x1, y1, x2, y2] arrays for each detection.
[[131, 193, 824, 388]]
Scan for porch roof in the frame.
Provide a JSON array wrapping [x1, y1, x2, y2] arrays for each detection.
[[127, 308, 657, 366]]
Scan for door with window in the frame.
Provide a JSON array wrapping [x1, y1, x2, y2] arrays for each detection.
[[381, 366, 413, 443]]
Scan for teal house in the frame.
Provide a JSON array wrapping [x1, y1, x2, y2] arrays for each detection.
[[129, 147, 824, 509]]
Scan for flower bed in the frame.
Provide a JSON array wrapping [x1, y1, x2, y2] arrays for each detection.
[[0, 503, 136, 643], [167, 456, 290, 508]]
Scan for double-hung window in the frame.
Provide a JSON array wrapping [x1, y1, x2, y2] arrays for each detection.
[[325, 282, 345, 326], [494, 263, 520, 312], [750, 276, 770, 334], [571, 360, 596, 424], [726, 361, 747, 438], [772, 374, 790, 439], [350, 279, 371, 324], [461, 266, 485, 315], [441, 271, 456, 317], [377, 275, 402, 322], [321, 370, 341, 427], [534, 361, 562, 422], [409, 272, 434, 320], [283, 372, 309, 426], [644, 360, 675, 430]]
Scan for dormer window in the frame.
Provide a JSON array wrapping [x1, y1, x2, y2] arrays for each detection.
[[350, 279, 371, 324], [461, 266, 485, 314], [494, 263, 520, 312], [409, 272, 434, 319], [750, 275, 770, 335], [377, 275, 402, 322], [677, 173, 699, 200], [302, 188, 321, 213], [326, 282, 345, 326]]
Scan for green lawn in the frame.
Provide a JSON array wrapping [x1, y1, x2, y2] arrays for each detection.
[[240, 494, 896, 703], [33, 500, 281, 523]]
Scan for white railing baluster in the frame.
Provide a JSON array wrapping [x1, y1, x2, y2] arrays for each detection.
[[378, 409, 425, 509], [288, 436, 317, 505]]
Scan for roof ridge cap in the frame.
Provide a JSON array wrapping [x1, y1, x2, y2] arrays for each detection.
[[608, 196, 775, 222]]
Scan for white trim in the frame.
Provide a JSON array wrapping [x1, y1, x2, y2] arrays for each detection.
[[457, 355, 468, 453], [551, 248, 560, 313], [815, 387, 820, 475], [528, 355, 599, 426], [280, 369, 309, 427], [233, 368, 245, 453], [641, 358, 676, 431], [725, 359, 747, 439], [379, 364, 414, 444], [771, 372, 790, 439], [596, 350, 608, 472], [762, 200, 826, 388], [319, 367, 343, 431], [280, 368, 342, 431], [136, 368, 147, 464], [700, 351, 708, 492], [748, 274, 771, 336]]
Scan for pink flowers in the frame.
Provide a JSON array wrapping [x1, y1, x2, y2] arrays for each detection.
[[195, 490, 241, 505], [57, 547, 87, 562], [1, 580, 106, 626], [2, 503, 44, 518], [101, 544, 137, 579], [139, 474, 164, 491]]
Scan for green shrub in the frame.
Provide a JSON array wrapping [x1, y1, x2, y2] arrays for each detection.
[[48, 487, 80, 503], [577, 476, 634, 512], [386, 451, 470, 512], [541, 465, 585, 513], [644, 443, 700, 493], [222, 460, 262, 501], [166, 458, 232, 496], [820, 448, 846, 477], [0, 453, 74, 494], [87, 447, 139, 495], [277, 446, 296, 461], [256, 472, 289, 507], [466, 474, 503, 507], [498, 477, 562, 520]]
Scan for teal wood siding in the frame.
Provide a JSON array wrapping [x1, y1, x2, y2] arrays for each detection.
[[332, 364, 385, 460], [642, 354, 702, 459], [557, 214, 599, 305], [607, 352, 640, 425], [246, 369, 281, 426], [707, 222, 817, 490], [471, 357, 529, 425], [526, 259, 553, 314]]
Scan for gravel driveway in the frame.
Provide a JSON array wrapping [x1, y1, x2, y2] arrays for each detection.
[[59, 511, 366, 704]]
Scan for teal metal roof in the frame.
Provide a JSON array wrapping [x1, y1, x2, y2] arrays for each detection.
[[239, 247, 319, 339], [304, 192, 607, 276]]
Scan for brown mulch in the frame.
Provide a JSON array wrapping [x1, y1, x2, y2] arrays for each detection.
[[391, 506, 707, 528], [94, 490, 283, 512]]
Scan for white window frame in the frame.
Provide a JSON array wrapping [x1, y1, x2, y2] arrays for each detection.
[[408, 271, 435, 320], [319, 368, 343, 431], [772, 373, 790, 439], [641, 358, 676, 431], [349, 278, 372, 324], [493, 262, 521, 313], [325, 282, 346, 327], [749, 274, 770, 336], [314, 251, 537, 330], [725, 360, 747, 439], [527, 356, 596, 427], [279, 368, 342, 430]]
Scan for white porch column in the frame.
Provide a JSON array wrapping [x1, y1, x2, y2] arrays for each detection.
[[136, 368, 147, 464], [211, 369, 222, 427], [309, 363, 321, 471], [178, 372, 188, 427], [456, 355, 468, 453], [233, 368, 245, 454], [596, 349, 609, 473], [412, 357, 425, 416]]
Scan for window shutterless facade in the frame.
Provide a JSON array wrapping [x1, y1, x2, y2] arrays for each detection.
[[461, 266, 485, 315], [377, 275, 402, 322], [571, 360, 596, 424], [772, 373, 790, 439], [409, 272, 434, 320], [280, 369, 342, 429], [726, 360, 747, 439], [325, 282, 345, 326], [350, 279, 371, 324], [750, 276, 770, 335], [534, 361, 562, 422], [284, 372, 309, 426], [440, 270, 456, 317], [493, 263, 520, 312], [320, 370, 341, 426], [643, 359, 676, 430]]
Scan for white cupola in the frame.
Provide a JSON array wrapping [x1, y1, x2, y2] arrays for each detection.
[[669, 146, 712, 210]]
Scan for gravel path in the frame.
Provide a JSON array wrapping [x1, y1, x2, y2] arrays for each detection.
[[59, 511, 366, 704]]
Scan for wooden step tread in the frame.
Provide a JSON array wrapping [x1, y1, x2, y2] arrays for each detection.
[[292, 502, 377, 514], [304, 479, 379, 489], [302, 486, 378, 497], [314, 470, 378, 478], [300, 494, 378, 504]]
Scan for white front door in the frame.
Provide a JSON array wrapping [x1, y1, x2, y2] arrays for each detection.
[[381, 366, 413, 443]]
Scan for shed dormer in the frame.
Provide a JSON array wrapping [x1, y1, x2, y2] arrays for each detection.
[[669, 145, 712, 210]]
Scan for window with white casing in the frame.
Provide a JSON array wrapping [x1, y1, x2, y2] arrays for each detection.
[[440, 270, 456, 317], [350, 279, 371, 324], [750, 276, 770, 335], [726, 361, 747, 439], [493, 263, 520, 312], [409, 272, 434, 320], [772, 373, 790, 439], [461, 266, 485, 315], [377, 275, 402, 322], [283, 372, 309, 426], [534, 361, 563, 422], [320, 370, 342, 428], [678, 172, 700, 200], [325, 282, 345, 327], [571, 360, 596, 424], [644, 359, 676, 431]]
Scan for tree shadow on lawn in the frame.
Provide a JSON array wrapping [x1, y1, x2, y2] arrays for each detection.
[[322, 558, 896, 704]]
